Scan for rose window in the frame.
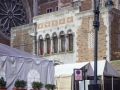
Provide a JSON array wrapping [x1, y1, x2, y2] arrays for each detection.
[[0, 0, 26, 39]]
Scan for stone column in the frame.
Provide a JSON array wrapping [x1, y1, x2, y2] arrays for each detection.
[[59, 36, 61, 52], [66, 35, 69, 51], [37, 39, 39, 55], [72, 33, 75, 51], [44, 39, 46, 55], [51, 37, 53, 54], [57, 36, 59, 53]]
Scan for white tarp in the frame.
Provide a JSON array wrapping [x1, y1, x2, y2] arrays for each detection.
[[87, 60, 120, 77], [55, 60, 120, 77], [0, 43, 54, 90], [55, 62, 90, 77]]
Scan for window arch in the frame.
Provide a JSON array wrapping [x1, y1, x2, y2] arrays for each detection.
[[52, 32, 58, 53], [39, 35, 44, 55], [45, 34, 51, 54], [60, 31, 65, 52], [27, 69, 40, 90], [67, 30, 73, 51]]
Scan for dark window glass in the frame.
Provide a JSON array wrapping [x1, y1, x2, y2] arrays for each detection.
[[61, 35, 65, 52], [47, 9, 49, 13], [68, 34, 73, 51], [46, 38, 51, 54], [56, 7, 58, 11], [40, 39, 44, 55], [53, 36, 58, 53], [50, 9, 52, 12]]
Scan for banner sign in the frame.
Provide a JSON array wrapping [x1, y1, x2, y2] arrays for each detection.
[[74, 69, 83, 81]]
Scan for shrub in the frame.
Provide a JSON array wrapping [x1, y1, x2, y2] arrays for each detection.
[[14, 80, 20, 88], [14, 80, 26, 88], [20, 80, 26, 88], [32, 81, 43, 89], [0, 77, 6, 88], [45, 84, 56, 90]]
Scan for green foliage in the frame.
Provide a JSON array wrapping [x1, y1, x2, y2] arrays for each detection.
[[45, 84, 56, 90], [45, 84, 51, 89], [50, 84, 56, 89], [14, 80, 20, 88], [32, 81, 43, 89], [0, 77, 6, 88], [14, 79, 26, 88], [20, 80, 27, 88]]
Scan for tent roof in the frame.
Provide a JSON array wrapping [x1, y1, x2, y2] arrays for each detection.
[[0, 43, 49, 61], [55, 60, 120, 77], [55, 62, 89, 77], [87, 60, 120, 77]]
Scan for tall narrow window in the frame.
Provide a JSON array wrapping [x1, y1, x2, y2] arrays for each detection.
[[46, 8, 53, 13], [67, 30, 73, 51], [60, 31, 65, 52], [39, 35, 44, 55], [53, 32, 58, 53], [46, 34, 51, 54], [68, 34, 73, 51]]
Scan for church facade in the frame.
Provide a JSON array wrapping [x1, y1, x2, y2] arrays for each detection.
[[11, 0, 120, 64], [0, 0, 119, 64]]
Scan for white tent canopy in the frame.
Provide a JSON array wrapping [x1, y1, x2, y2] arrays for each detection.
[[55, 60, 120, 77], [0, 43, 54, 90], [87, 60, 120, 77], [55, 62, 90, 77], [0, 43, 44, 59]]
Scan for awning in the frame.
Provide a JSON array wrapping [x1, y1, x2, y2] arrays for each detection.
[[55, 62, 90, 77], [87, 60, 120, 77], [55, 60, 120, 77]]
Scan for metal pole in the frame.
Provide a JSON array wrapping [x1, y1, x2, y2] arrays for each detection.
[[83, 67, 86, 90], [93, 0, 100, 85]]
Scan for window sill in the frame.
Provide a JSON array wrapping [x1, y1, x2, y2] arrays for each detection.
[[39, 51, 74, 57], [67, 50, 74, 53]]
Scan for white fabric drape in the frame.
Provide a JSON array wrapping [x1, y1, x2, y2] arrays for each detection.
[[0, 43, 54, 90]]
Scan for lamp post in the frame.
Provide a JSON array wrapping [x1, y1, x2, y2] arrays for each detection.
[[88, 0, 113, 90], [93, 0, 114, 85]]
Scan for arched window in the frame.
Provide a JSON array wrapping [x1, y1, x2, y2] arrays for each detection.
[[39, 35, 44, 55], [46, 34, 51, 54], [60, 31, 65, 52], [67, 30, 73, 51], [27, 69, 40, 90], [52, 32, 58, 53]]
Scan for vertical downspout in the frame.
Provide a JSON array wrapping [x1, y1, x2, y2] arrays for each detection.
[[33, 0, 38, 16], [106, 9, 111, 61], [112, 77, 113, 90], [34, 23, 37, 55]]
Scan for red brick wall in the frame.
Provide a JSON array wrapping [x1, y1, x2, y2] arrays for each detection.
[[60, 0, 71, 4], [76, 13, 107, 62], [0, 34, 10, 46], [80, 0, 92, 11], [39, 0, 49, 4], [110, 12, 120, 60], [39, 1, 58, 15]]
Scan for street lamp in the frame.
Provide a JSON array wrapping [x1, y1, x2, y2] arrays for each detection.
[[88, 0, 114, 90], [105, 0, 114, 9]]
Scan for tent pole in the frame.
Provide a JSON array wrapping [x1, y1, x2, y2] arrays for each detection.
[[101, 75, 104, 90], [112, 77, 113, 90]]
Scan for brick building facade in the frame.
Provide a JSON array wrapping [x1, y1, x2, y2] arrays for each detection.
[[0, 0, 118, 64], [11, 5, 120, 65], [1, 0, 120, 46]]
